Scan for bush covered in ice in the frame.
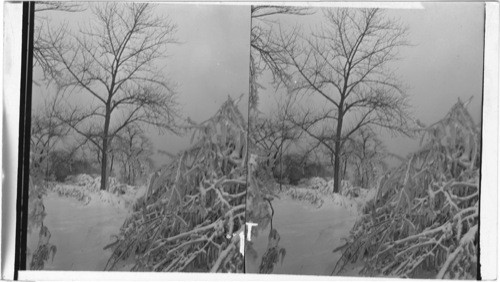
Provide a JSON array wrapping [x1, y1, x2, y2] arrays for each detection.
[[106, 98, 246, 272], [64, 174, 122, 192], [51, 174, 132, 206], [333, 100, 480, 279], [66, 174, 95, 187], [287, 188, 324, 207], [51, 184, 92, 204], [308, 177, 327, 190]]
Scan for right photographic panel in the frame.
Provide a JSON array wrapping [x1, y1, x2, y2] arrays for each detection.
[[246, 3, 483, 279]]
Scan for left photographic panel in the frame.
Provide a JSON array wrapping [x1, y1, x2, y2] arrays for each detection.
[[26, 2, 250, 272]]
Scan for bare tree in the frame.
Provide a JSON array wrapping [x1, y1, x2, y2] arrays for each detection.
[[34, 2, 85, 78], [115, 124, 154, 185], [252, 94, 300, 163], [35, 2, 84, 13], [249, 5, 311, 186], [343, 128, 387, 187], [250, 6, 311, 109], [275, 8, 412, 193], [44, 3, 180, 190], [30, 94, 70, 179]]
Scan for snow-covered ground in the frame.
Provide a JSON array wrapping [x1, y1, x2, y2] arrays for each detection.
[[26, 179, 146, 271], [246, 188, 368, 276], [26, 175, 373, 274]]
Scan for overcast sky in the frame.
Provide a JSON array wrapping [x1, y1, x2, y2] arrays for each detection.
[[33, 3, 250, 166], [33, 3, 484, 168], [145, 4, 250, 164], [255, 3, 484, 161]]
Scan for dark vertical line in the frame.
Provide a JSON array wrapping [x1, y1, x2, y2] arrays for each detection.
[[243, 5, 254, 274], [14, 1, 35, 279], [477, 3, 485, 281]]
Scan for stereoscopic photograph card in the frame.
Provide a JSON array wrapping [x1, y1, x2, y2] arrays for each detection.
[[2, 1, 496, 281]]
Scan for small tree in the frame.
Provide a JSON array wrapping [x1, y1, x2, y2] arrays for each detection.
[[344, 128, 387, 187], [30, 94, 70, 179], [251, 94, 302, 180], [275, 8, 412, 193], [44, 3, 180, 190], [115, 124, 154, 185]]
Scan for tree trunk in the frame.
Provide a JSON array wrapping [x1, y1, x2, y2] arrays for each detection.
[[333, 146, 341, 193], [110, 153, 114, 177], [100, 141, 109, 191], [121, 160, 127, 183], [44, 154, 50, 180], [100, 105, 111, 191], [333, 106, 344, 194], [343, 158, 348, 181], [128, 163, 132, 185]]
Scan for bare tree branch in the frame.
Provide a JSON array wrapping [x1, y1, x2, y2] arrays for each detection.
[[43, 3, 180, 190], [271, 8, 413, 193]]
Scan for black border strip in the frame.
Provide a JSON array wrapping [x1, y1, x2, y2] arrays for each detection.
[[14, 1, 35, 279]]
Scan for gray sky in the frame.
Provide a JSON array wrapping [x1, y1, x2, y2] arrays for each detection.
[[33, 3, 484, 168], [385, 3, 483, 158], [33, 3, 250, 166], [145, 4, 250, 164], [255, 3, 484, 161]]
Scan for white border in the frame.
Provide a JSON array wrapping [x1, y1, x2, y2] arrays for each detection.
[[0, 0, 3, 279], [480, 2, 499, 280], [0, 1, 497, 281], [1, 2, 23, 281]]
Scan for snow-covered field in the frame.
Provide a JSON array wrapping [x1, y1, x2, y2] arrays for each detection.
[[27, 177, 146, 271], [246, 183, 373, 276]]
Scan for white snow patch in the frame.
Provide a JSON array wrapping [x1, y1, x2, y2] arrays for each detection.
[[26, 178, 146, 270], [247, 178, 378, 275], [285, 178, 377, 215], [247, 197, 358, 275]]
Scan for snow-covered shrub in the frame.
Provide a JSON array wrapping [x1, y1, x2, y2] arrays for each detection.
[[52, 175, 126, 204], [76, 174, 95, 186], [317, 179, 335, 194], [108, 183, 128, 195], [286, 188, 324, 207], [258, 229, 286, 274], [333, 100, 480, 279], [315, 179, 360, 197], [309, 177, 327, 190], [27, 178, 49, 234], [27, 177, 57, 270], [288, 177, 371, 212], [66, 173, 94, 187], [51, 184, 92, 204], [106, 97, 246, 272], [29, 225, 57, 270], [297, 178, 310, 187], [340, 180, 364, 198], [64, 174, 77, 183], [90, 176, 120, 193], [247, 152, 287, 273]]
